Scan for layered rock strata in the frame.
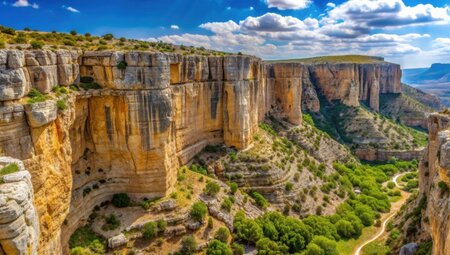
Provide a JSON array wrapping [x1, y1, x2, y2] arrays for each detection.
[[0, 49, 403, 254], [0, 157, 39, 255], [418, 113, 450, 255]]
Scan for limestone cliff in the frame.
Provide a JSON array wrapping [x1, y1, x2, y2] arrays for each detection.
[[418, 113, 450, 255], [0, 49, 404, 254]]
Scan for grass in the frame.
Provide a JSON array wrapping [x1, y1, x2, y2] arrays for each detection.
[[27, 88, 50, 104], [336, 226, 377, 255], [270, 55, 386, 64], [69, 225, 106, 254], [0, 163, 19, 183], [361, 241, 391, 255]]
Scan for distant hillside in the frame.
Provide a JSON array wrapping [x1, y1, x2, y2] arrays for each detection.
[[270, 55, 386, 64], [403, 63, 450, 84], [403, 64, 450, 107]]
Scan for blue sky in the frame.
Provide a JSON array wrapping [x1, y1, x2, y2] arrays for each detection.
[[1, 0, 450, 68]]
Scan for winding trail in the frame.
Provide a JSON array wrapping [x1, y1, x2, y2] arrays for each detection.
[[353, 172, 410, 255]]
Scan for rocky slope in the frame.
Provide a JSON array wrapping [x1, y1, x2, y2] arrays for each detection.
[[0, 49, 416, 254]]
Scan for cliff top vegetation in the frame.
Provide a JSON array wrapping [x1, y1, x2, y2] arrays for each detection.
[[0, 25, 233, 56]]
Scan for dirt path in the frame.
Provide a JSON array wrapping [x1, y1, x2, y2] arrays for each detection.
[[353, 173, 411, 255]]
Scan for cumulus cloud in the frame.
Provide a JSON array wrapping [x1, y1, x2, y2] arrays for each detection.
[[12, 0, 38, 9], [170, 25, 180, 29], [62, 5, 80, 13], [199, 20, 239, 34], [266, 0, 312, 10], [149, 0, 448, 65]]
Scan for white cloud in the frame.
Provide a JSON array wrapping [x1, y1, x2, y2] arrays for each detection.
[[12, 0, 38, 9], [326, 2, 336, 8], [170, 25, 180, 29], [226, 6, 231, 10], [250, 6, 254, 11], [266, 0, 312, 10], [62, 6, 80, 13], [240, 13, 309, 32], [199, 20, 239, 34]]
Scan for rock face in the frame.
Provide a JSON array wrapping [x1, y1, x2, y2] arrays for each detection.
[[0, 49, 403, 254], [0, 157, 39, 255], [418, 113, 450, 255]]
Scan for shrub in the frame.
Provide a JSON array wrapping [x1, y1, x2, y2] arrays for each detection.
[[309, 236, 338, 255], [30, 40, 44, 49], [205, 181, 221, 196], [84, 33, 91, 37], [229, 182, 238, 194], [80, 76, 94, 83], [156, 219, 167, 232], [250, 192, 268, 209], [0, 26, 15, 35], [111, 193, 130, 208], [103, 33, 114, 40], [207, 240, 233, 255], [221, 197, 233, 212], [79, 82, 102, 90], [70, 30, 77, 36], [233, 212, 263, 243], [231, 243, 244, 255], [387, 182, 395, 189], [285, 182, 294, 191], [214, 227, 230, 243], [179, 235, 197, 255], [142, 222, 157, 240], [57, 100, 67, 111], [335, 219, 354, 238], [190, 201, 207, 222], [0, 40, 5, 49], [69, 226, 105, 254], [102, 214, 120, 231], [27, 88, 49, 103], [117, 61, 127, 70]]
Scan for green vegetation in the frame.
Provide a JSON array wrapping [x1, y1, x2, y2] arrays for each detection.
[[179, 235, 197, 255], [190, 201, 208, 222], [57, 99, 67, 111], [101, 214, 120, 231], [250, 191, 269, 209], [27, 88, 49, 104], [111, 193, 130, 208], [69, 225, 105, 255], [228, 182, 238, 194], [207, 240, 233, 255], [0, 163, 19, 183], [142, 222, 158, 239], [214, 227, 230, 243], [204, 181, 221, 196], [30, 40, 44, 49]]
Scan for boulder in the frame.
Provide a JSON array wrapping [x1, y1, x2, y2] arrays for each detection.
[[108, 233, 127, 249], [24, 100, 57, 128]]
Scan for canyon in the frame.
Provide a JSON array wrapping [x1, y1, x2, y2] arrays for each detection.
[[0, 49, 433, 254]]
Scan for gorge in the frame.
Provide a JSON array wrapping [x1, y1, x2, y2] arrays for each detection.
[[0, 49, 444, 255]]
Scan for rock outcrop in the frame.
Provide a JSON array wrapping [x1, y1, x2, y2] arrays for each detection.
[[418, 113, 450, 255], [0, 49, 404, 254], [0, 157, 39, 255]]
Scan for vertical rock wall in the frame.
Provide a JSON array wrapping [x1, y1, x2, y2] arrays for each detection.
[[0, 49, 403, 254], [418, 113, 450, 255]]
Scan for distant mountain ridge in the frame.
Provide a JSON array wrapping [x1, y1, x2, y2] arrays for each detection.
[[403, 63, 450, 84]]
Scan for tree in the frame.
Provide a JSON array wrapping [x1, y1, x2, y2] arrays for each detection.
[[233, 213, 263, 244], [256, 238, 281, 255], [206, 240, 233, 255], [231, 243, 244, 255], [30, 40, 44, 49], [309, 236, 338, 255], [70, 30, 77, 36], [214, 227, 230, 243], [179, 235, 197, 255], [112, 193, 130, 208], [335, 220, 354, 238], [102, 33, 114, 40], [190, 201, 207, 222], [304, 243, 325, 255]]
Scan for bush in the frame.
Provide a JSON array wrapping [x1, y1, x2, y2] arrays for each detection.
[[335, 219, 354, 238], [0, 26, 15, 35], [387, 182, 395, 189], [179, 235, 197, 255], [142, 222, 157, 240], [117, 61, 127, 70], [111, 193, 130, 208], [69, 226, 105, 254], [229, 182, 238, 194], [256, 238, 281, 255], [70, 30, 77, 36], [57, 100, 67, 111], [231, 243, 244, 255], [285, 182, 294, 191], [207, 240, 232, 255], [30, 40, 44, 49], [80, 76, 94, 83], [214, 227, 230, 243], [309, 236, 339, 255], [190, 201, 207, 222], [0, 40, 5, 49], [27, 88, 49, 103], [250, 191, 268, 209], [102, 214, 120, 231], [205, 181, 221, 196], [103, 33, 114, 40], [221, 197, 233, 212], [233, 212, 263, 244], [156, 219, 167, 232]]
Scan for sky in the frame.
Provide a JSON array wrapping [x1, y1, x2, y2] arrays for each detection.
[[0, 0, 450, 68]]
